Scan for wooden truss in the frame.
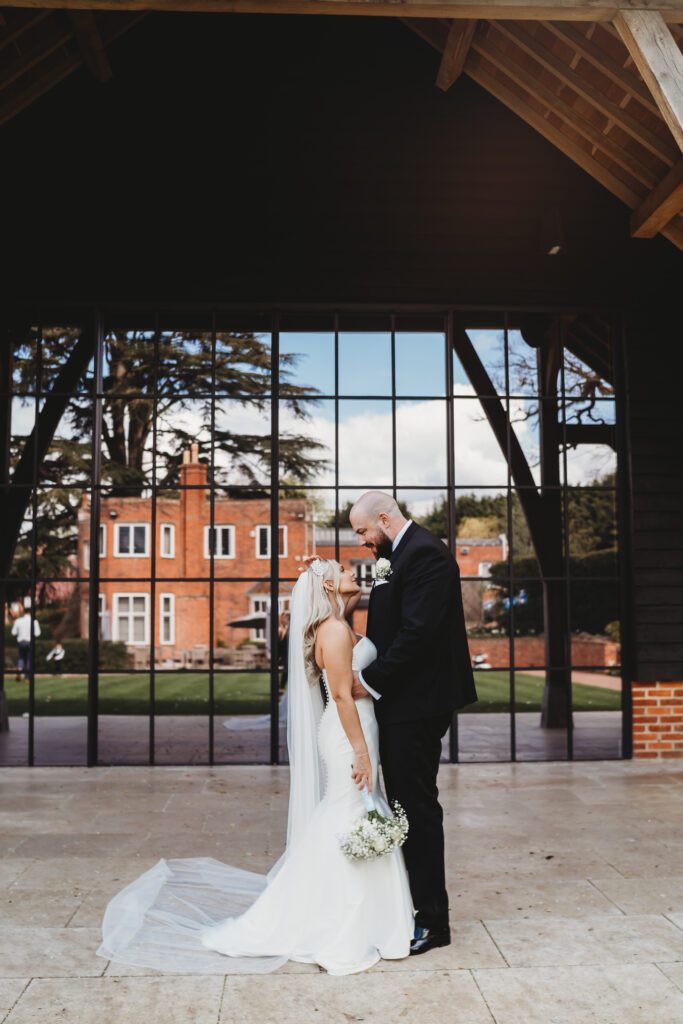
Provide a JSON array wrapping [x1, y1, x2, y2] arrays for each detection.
[[1, 2, 682, 247]]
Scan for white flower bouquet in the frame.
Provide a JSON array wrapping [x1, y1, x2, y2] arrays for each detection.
[[338, 785, 409, 862]]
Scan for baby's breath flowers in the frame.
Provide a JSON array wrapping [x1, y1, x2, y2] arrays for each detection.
[[338, 801, 409, 861]]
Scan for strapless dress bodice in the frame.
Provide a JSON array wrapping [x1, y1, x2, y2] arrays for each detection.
[[321, 635, 377, 699]]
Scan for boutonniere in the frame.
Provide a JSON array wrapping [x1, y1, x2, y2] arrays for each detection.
[[375, 557, 393, 582]]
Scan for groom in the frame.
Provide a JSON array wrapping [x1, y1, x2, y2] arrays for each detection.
[[349, 491, 477, 956]]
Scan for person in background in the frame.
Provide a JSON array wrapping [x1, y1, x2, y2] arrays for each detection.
[[277, 610, 290, 694], [11, 604, 41, 681], [46, 642, 65, 676]]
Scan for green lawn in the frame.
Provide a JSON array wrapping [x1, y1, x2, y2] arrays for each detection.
[[5, 670, 620, 716]]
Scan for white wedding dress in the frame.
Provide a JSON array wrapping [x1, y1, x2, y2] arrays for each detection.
[[97, 634, 415, 976]]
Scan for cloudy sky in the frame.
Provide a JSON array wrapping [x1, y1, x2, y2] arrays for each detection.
[[11, 330, 616, 516]]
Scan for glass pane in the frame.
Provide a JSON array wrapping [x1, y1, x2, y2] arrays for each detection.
[[38, 395, 92, 488], [280, 331, 334, 396], [98, 669, 150, 765], [278, 398, 333, 487], [39, 326, 87, 394], [103, 326, 156, 396], [7, 328, 38, 394], [396, 400, 447, 487], [157, 324, 213, 396], [510, 399, 541, 486], [339, 333, 391, 396], [562, 399, 617, 485], [570, 580, 621, 654], [453, 329, 506, 395], [151, 398, 211, 490], [507, 330, 539, 395], [395, 333, 445, 396], [453, 400, 509, 487], [338, 400, 392, 486], [154, 673, 210, 765], [567, 488, 618, 564], [563, 321, 614, 398], [573, 669, 622, 760], [32, 486, 85, 582], [215, 318, 271, 395], [214, 580, 273, 764], [213, 399, 271, 489]]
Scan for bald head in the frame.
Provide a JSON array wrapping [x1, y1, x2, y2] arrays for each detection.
[[349, 490, 408, 560]]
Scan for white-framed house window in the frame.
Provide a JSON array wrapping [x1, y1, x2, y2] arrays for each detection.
[[160, 593, 175, 645], [160, 524, 175, 559], [114, 523, 150, 558], [113, 593, 149, 645], [353, 560, 376, 588], [478, 562, 493, 578], [255, 525, 288, 559], [83, 523, 107, 570], [204, 524, 235, 559], [249, 595, 291, 641]]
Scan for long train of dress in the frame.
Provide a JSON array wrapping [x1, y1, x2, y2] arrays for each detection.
[[97, 636, 415, 975]]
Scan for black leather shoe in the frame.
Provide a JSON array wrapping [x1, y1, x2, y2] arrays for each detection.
[[409, 925, 451, 956]]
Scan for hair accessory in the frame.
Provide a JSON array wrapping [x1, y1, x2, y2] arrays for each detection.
[[309, 558, 328, 578]]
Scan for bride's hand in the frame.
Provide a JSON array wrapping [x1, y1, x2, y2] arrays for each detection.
[[351, 750, 373, 793]]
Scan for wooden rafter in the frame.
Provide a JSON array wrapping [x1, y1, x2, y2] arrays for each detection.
[[436, 19, 477, 90], [0, 11, 145, 126], [540, 20, 661, 117], [472, 22, 662, 189], [461, 51, 683, 249], [68, 11, 112, 82], [1, 0, 683, 24], [613, 10, 683, 153], [490, 20, 679, 164], [631, 157, 683, 234]]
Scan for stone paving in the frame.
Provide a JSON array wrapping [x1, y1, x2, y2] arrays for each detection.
[[2, 760, 683, 1022]]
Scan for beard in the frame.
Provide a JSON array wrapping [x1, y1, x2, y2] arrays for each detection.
[[374, 529, 393, 561]]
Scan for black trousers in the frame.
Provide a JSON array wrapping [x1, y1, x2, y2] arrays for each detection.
[[378, 711, 452, 931]]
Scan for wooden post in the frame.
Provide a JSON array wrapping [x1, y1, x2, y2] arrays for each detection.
[[613, 10, 683, 154]]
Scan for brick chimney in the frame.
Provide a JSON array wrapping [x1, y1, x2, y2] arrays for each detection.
[[179, 443, 207, 576]]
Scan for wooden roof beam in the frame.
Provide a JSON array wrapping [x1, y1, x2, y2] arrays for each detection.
[[613, 10, 683, 153], [540, 20, 661, 117], [436, 19, 477, 89], [630, 156, 683, 234], [2, 1, 683, 25], [68, 11, 112, 83], [462, 50, 683, 250], [473, 22, 662, 188], [491, 19, 679, 165]]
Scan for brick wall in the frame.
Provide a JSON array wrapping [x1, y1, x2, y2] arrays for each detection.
[[633, 682, 683, 759], [467, 636, 621, 669], [78, 446, 311, 658]]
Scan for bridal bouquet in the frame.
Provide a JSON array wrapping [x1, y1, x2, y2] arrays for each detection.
[[338, 786, 409, 862]]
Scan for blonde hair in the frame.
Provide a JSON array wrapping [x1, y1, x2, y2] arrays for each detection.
[[302, 559, 346, 684]]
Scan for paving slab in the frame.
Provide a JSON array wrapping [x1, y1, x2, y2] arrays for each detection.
[[4, 976, 224, 1024], [219, 970, 494, 1024], [473, 963, 683, 1024]]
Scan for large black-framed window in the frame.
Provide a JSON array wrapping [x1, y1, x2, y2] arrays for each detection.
[[0, 305, 632, 766]]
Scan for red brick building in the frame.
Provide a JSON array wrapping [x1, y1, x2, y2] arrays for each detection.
[[78, 445, 312, 665], [78, 445, 507, 665]]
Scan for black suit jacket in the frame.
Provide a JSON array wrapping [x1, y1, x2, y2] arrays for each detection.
[[363, 522, 478, 725]]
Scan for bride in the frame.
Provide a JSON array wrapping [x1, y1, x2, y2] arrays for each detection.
[[97, 557, 415, 976]]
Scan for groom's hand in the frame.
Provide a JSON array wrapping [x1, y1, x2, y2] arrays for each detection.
[[351, 671, 368, 701]]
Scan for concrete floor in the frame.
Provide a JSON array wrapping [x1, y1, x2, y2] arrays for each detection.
[[2, 760, 683, 1023]]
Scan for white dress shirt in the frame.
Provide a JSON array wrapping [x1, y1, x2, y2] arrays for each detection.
[[358, 520, 413, 701], [11, 614, 41, 644]]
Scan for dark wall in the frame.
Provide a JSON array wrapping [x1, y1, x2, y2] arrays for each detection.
[[625, 310, 683, 683], [2, 12, 681, 308]]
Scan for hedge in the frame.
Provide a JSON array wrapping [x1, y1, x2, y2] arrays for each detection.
[[4, 637, 131, 672]]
